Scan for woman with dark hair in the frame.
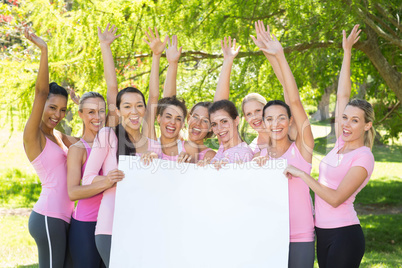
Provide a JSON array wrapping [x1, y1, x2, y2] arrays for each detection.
[[251, 25, 316, 268], [66, 24, 121, 267], [82, 27, 164, 266], [23, 27, 79, 267], [209, 99, 253, 166], [284, 25, 375, 268]]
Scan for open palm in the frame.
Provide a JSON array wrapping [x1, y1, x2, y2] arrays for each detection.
[[98, 23, 121, 46], [221, 36, 240, 60], [143, 27, 167, 55], [166, 35, 182, 63]]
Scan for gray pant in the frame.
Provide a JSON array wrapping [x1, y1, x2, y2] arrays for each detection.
[[28, 210, 72, 268], [289, 241, 315, 268], [95, 234, 112, 267]]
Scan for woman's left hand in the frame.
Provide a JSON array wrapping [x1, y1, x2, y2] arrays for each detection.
[[140, 151, 158, 166]]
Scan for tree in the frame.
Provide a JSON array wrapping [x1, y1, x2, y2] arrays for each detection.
[[0, 0, 400, 142]]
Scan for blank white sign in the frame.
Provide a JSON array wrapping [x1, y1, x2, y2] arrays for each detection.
[[110, 156, 289, 268]]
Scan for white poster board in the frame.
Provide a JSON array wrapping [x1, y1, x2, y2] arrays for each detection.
[[110, 156, 289, 268]]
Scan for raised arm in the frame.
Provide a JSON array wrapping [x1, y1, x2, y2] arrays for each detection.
[[251, 21, 289, 103], [259, 31, 314, 162], [98, 23, 121, 128], [163, 35, 182, 98], [214, 37, 240, 101], [335, 25, 361, 139], [142, 27, 167, 139], [22, 27, 49, 162]]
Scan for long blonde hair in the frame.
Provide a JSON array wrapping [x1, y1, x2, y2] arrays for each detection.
[[347, 98, 375, 149]]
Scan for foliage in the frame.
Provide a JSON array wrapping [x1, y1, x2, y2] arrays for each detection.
[[0, 0, 400, 140]]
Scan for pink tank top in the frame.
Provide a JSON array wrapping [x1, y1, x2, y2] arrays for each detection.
[[161, 140, 186, 161], [72, 139, 104, 222], [261, 142, 314, 242], [315, 136, 374, 228], [83, 128, 162, 235], [198, 148, 214, 160], [30, 137, 74, 223], [248, 137, 261, 154]]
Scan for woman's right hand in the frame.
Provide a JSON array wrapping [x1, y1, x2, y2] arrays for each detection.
[[98, 23, 121, 46], [143, 27, 167, 56], [253, 156, 269, 167], [221, 36, 241, 61], [342, 24, 361, 52], [105, 169, 125, 188], [24, 27, 47, 50]]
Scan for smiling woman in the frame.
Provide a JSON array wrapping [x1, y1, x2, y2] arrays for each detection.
[[22, 27, 78, 267]]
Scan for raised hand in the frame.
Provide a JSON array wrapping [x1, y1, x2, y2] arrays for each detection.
[[67, 86, 80, 105], [221, 36, 241, 61], [257, 27, 283, 56], [166, 35, 182, 63], [250, 20, 271, 50], [143, 27, 167, 56], [24, 27, 47, 50], [342, 24, 361, 52], [98, 23, 121, 46]]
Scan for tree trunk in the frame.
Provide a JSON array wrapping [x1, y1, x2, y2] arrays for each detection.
[[355, 27, 402, 103]]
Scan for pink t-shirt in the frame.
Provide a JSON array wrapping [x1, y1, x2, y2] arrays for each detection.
[[211, 142, 253, 163], [72, 139, 103, 222], [161, 140, 186, 161], [83, 127, 162, 235], [30, 137, 74, 223], [261, 142, 314, 242], [315, 136, 375, 229]]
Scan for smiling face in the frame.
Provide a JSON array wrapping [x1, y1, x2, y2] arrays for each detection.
[[341, 105, 372, 144], [79, 97, 106, 133], [116, 92, 146, 131], [263, 105, 292, 141], [210, 109, 239, 145], [243, 100, 265, 133], [157, 105, 185, 140], [41, 94, 67, 129], [188, 106, 211, 143]]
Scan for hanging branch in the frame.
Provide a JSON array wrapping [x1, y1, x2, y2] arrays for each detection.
[[377, 101, 401, 124]]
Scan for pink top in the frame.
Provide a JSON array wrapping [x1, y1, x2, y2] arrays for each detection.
[[72, 139, 103, 222], [83, 127, 162, 235], [211, 142, 253, 163], [248, 137, 261, 154], [198, 148, 214, 160], [261, 143, 314, 242], [30, 137, 74, 223], [315, 136, 374, 229], [161, 140, 186, 161]]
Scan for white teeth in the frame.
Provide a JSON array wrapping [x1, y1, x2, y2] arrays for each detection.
[[130, 117, 139, 120], [343, 129, 351, 134], [92, 123, 101, 126], [271, 129, 282, 132], [192, 127, 201, 132], [51, 119, 58, 123], [167, 126, 176, 130]]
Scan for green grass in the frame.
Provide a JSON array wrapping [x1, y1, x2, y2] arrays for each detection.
[[0, 215, 38, 268], [0, 169, 41, 208]]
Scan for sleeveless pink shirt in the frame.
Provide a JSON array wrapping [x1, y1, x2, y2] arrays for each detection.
[[72, 139, 103, 222], [261, 142, 314, 242], [211, 142, 253, 163], [198, 148, 214, 160], [30, 137, 74, 223], [83, 127, 162, 235]]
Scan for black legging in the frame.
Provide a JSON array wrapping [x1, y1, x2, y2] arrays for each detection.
[[315, 224, 365, 268], [69, 217, 105, 268]]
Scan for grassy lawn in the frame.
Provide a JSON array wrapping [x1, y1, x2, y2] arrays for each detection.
[[0, 124, 401, 267]]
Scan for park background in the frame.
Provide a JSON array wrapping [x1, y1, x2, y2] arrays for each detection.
[[0, 0, 401, 267]]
